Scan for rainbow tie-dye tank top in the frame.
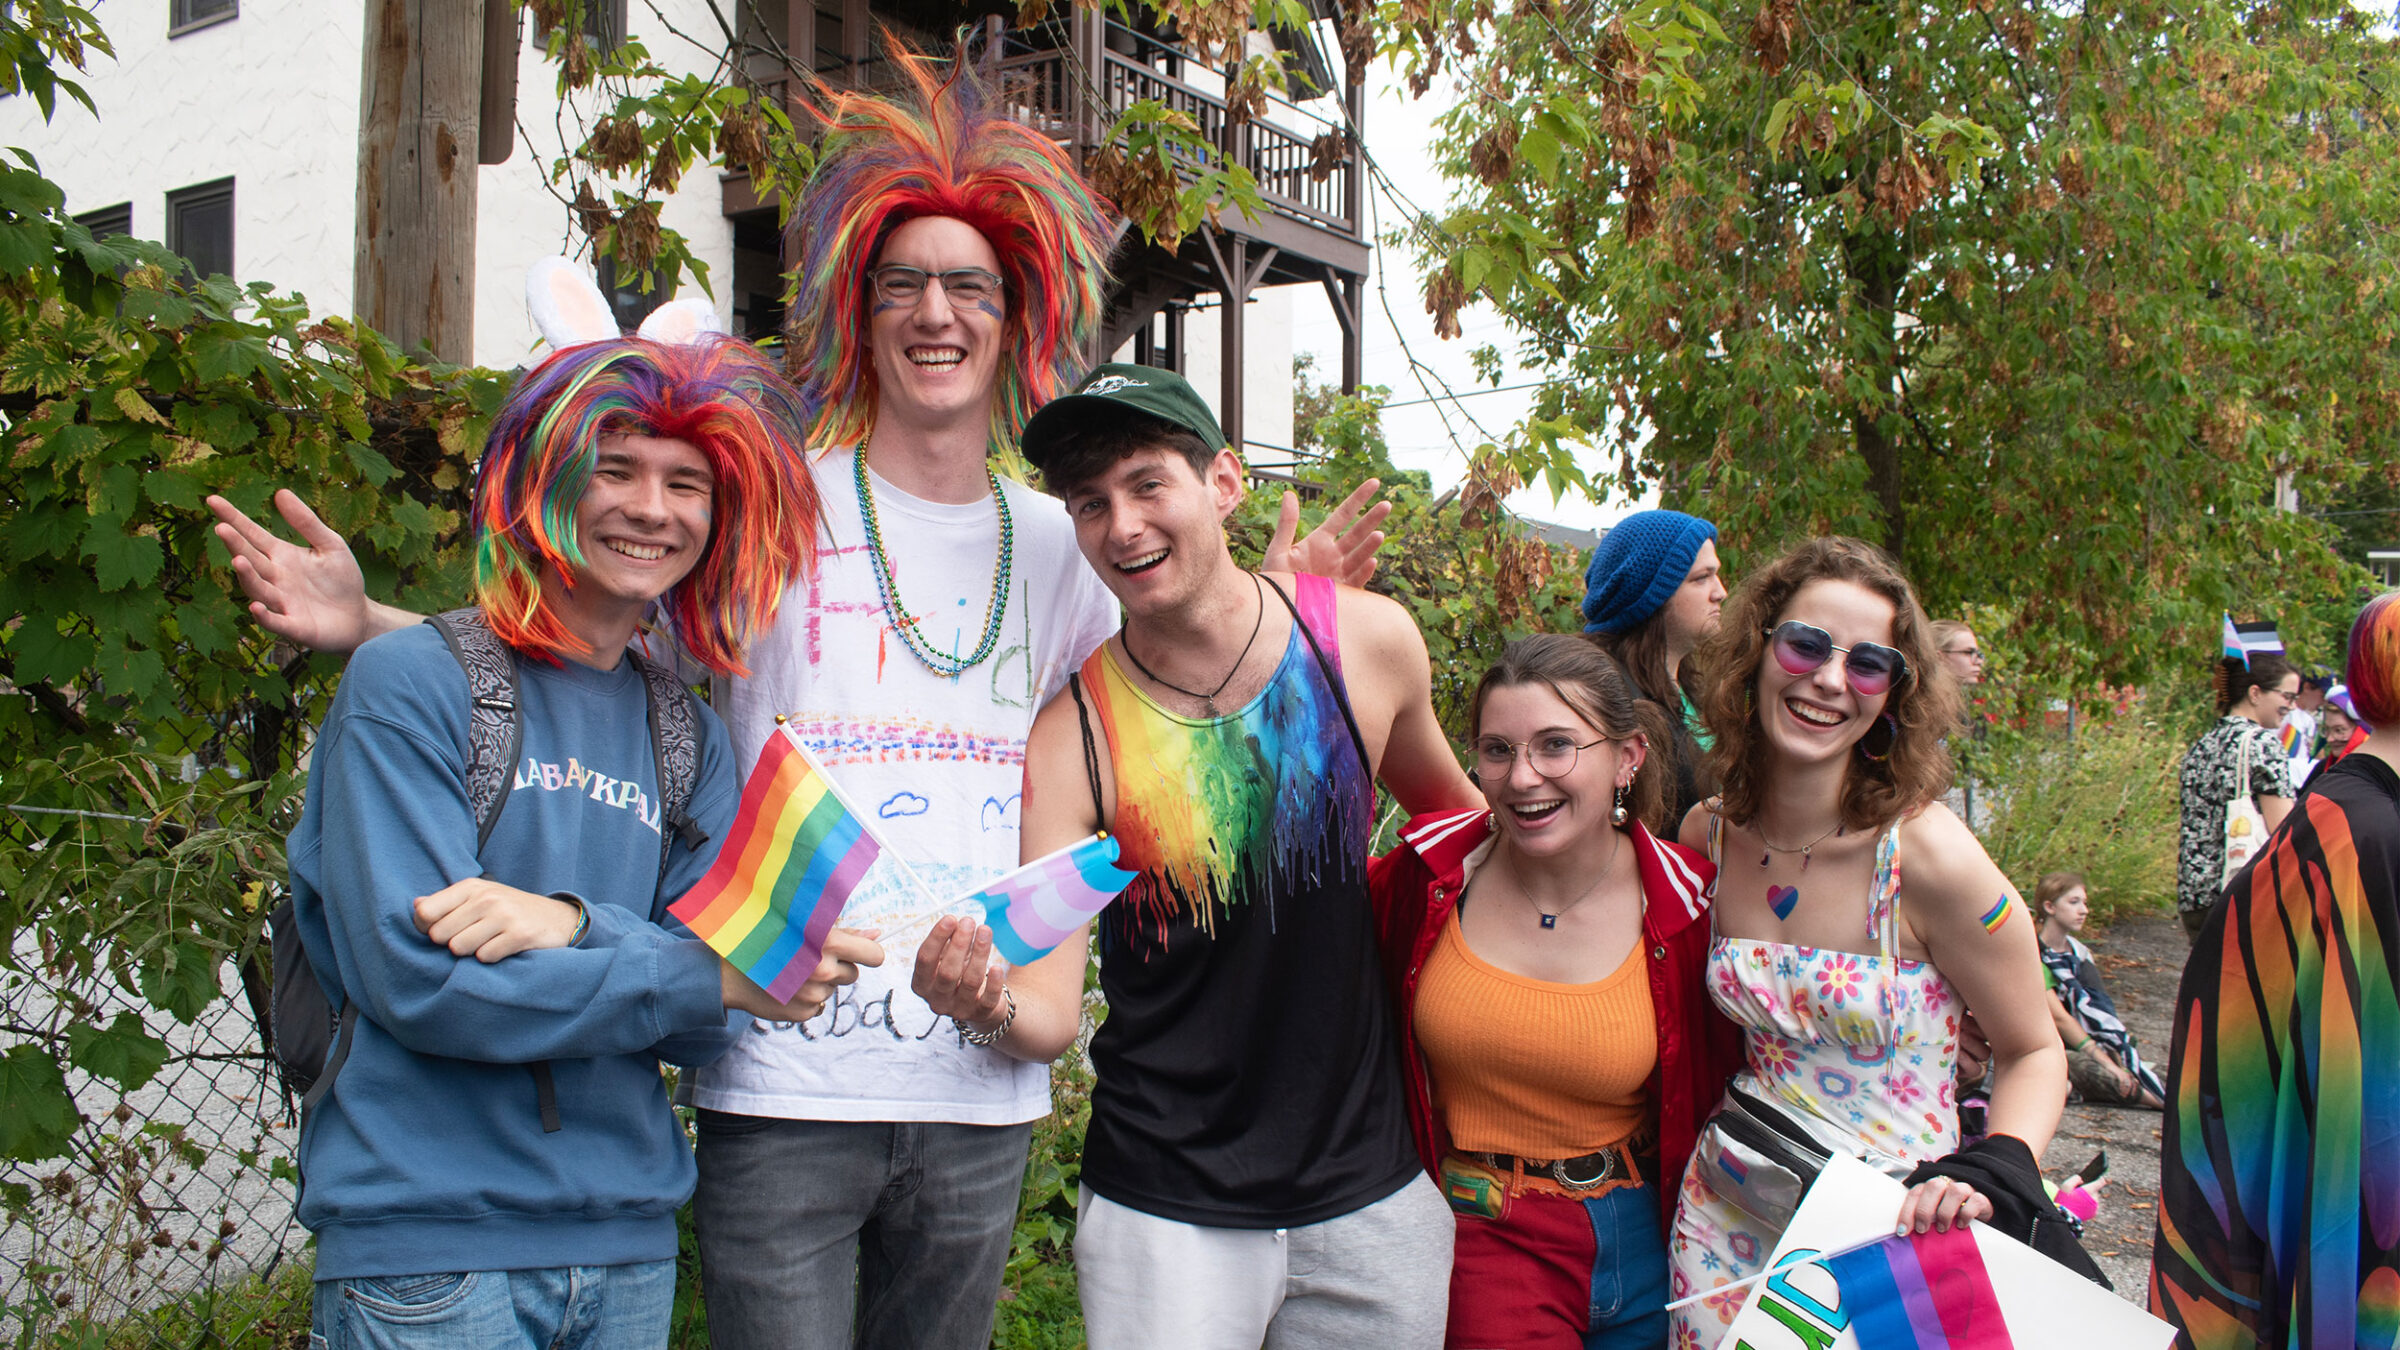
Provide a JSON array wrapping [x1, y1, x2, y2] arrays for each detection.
[[1076, 571, 1416, 1228]]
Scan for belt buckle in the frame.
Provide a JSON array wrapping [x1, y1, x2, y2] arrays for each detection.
[[1549, 1148, 1619, 1190]]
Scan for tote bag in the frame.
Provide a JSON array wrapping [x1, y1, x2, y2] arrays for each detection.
[[2222, 731, 2269, 884]]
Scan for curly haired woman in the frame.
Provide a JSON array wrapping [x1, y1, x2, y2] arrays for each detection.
[[1664, 538, 2081, 1347]]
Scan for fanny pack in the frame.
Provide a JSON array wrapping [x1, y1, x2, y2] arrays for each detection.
[[1691, 1083, 1914, 1231]]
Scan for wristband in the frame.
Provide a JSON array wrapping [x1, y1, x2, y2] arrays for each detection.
[[567, 900, 590, 947], [2070, 1035, 2093, 1052], [960, 986, 1016, 1047]]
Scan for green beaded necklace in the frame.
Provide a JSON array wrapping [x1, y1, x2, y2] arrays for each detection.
[[854, 447, 1014, 676]]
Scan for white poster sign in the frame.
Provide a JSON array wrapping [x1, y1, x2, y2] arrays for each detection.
[[1714, 1154, 2175, 1349]]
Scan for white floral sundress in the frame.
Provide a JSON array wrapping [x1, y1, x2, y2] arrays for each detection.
[[1666, 815, 1965, 1350]]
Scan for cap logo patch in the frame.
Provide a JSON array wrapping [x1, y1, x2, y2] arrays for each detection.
[[1082, 374, 1148, 396]]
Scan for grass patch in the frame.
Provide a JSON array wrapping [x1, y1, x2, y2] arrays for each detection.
[[1968, 700, 2187, 924]]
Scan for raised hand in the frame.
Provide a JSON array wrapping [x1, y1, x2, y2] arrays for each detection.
[[206, 490, 397, 654], [1264, 478, 1391, 586], [720, 928, 884, 1023]]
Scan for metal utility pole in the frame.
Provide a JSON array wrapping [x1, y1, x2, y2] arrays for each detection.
[[353, 0, 502, 363]]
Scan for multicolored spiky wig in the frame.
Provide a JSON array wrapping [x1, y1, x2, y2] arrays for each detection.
[[471, 335, 819, 675], [787, 44, 1118, 455]]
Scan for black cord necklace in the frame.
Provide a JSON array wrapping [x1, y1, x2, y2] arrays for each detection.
[[1119, 574, 1266, 718]]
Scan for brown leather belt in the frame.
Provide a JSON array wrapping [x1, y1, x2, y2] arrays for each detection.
[[1468, 1139, 1644, 1191]]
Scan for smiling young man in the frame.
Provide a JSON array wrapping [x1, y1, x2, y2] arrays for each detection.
[[208, 55, 1388, 1350], [287, 338, 877, 1349], [1013, 365, 1481, 1349]]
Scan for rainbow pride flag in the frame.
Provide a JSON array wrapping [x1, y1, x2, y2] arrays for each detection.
[[967, 833, 1137, 965], [669, 728, 882, 1001], [1823, 1225, 2014, 1350]]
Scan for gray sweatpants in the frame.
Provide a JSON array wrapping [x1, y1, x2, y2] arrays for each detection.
[[1075, 1172, 1454, 1350]]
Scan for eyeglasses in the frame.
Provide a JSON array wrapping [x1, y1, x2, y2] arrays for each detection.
[[869, 265, 1004, 309], [1765, 620, 1909, 697], [1943, 646, 1983, 662], [1470, 734, 1610, 780]]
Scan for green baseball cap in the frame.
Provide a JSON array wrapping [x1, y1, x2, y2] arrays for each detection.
[[1018, 363, 1228, 474]]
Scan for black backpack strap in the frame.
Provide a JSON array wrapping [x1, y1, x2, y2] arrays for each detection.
[[426, 608, 524, 849], [1065, 672, 1107, 827], [528, 1061, 563, 1133], [628, 647, 708, 884], [300, 1003, 362, 1114]]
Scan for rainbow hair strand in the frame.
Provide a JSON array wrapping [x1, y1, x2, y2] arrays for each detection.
[[471, 335, 820, 675], [786, 43, 1118, 456]]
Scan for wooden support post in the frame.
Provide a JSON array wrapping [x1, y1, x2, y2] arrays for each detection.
[[1202, 230, 1278, 456], [355, 0, 484, 363], [786, 0, 816, 80], [476, 0, 516, 165]]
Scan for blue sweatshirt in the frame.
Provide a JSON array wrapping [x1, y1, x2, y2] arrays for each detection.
[[287, 624, 744, 1280]]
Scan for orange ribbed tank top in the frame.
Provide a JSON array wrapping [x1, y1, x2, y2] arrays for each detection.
[[1412, 907, 1656, 1158]]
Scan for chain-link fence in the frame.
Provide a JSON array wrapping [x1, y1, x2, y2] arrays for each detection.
[[3, 937, 310, 1348]]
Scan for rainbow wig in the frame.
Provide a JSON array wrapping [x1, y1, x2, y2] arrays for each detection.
[[2346, 591, 2400, 727], [471, 335, 820, 675], [787, 44, 1118, 455]]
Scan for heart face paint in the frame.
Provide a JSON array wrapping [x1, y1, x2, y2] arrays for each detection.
[[1768, 884, 1800, 921]]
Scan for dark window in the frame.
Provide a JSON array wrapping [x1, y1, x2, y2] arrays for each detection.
[[536, 0, 626, 49], [594, 253, 670, 332], [166, 178, 235, 281], [74, 202, 132, 238], [170, 0, 237, 36]]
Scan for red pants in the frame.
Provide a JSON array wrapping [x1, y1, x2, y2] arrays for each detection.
[[1445, 1180, 1669, 1350]]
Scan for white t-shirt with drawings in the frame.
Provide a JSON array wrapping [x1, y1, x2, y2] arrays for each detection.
[[686, 447, 1118, 1125]]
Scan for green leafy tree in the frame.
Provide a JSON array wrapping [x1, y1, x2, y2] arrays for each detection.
[[0, 11, 508, 1172], [1397, 0, 2400, 686]]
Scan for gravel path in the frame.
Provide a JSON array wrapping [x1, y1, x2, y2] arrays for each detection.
[[2035, 905, 2187, 1303]]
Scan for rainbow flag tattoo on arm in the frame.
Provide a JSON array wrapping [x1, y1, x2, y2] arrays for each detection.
[[1977, 896, 2013, 934]]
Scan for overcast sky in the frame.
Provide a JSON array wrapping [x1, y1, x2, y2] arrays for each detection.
[[1287, 56, 1656, 536]]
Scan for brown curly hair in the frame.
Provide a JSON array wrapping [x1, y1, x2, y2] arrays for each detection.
[[1466, 634, 1677, 836], [1694, 537, 1963, 833]]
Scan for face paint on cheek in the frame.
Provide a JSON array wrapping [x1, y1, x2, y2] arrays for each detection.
[[974, 298, 1004, 321], [872, 300, 906, 316]]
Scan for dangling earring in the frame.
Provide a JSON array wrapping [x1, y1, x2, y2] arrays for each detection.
[[1611, 780, 1631, 826], [1857, 713, 1899, 762]]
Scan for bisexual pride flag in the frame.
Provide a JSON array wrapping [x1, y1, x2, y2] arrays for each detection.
[[1823, 1225, 2014, 1350], [964, 833, 1137, 965], [669, 728, 882, 1001]]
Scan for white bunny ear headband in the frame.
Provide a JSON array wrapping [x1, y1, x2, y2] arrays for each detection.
[[526, 255, 725, 350]]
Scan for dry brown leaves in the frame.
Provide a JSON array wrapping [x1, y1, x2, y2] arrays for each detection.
[[1425, 268, 1467, 339], [1468, 123, 1518, 186], [583, 116, 646, 175], [1749, 0, 1797, 75]]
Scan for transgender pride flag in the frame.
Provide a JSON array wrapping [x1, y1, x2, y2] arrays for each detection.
[[669, 727, 882, 1001], [965, 833, 1137, 965]]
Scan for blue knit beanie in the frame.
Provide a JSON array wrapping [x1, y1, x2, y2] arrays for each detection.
[[1581, 510, 1718, 635]]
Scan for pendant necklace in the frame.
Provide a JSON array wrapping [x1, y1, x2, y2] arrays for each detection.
[[1514, 831, 1619, 930], [1756, 817, 1844, 870], [1118, 574, 1265, 718], [855, 448, 1013, 677]]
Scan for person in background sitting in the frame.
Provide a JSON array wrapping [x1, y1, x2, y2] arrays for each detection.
[[2032, 872, 2162, 1110]]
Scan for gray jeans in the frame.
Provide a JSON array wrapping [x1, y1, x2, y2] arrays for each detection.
[[692, 1112, 1033, 1350]]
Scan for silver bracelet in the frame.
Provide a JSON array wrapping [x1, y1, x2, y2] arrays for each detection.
[[958, 986, 1016, 1047]]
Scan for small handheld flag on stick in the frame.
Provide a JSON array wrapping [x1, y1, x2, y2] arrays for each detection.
[[1823, 1225, 2014, 1350], [669, 727, 897, 1001], [2223, 613, 2284, 668], [963, 833, 1138, 965]]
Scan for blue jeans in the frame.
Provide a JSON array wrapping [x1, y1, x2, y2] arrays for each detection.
[[1580, 1182, 1669, 1350], [310, 1261, 674, 1350], [692, 1112, 1032, 1350]]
